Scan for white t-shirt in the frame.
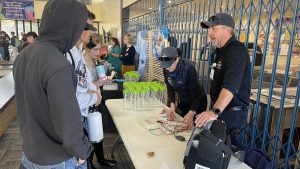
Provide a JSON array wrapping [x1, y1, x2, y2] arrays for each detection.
[[66, 45, 97, 117]]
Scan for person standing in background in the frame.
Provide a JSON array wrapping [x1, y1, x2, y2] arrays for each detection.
[[66, 19, 100, 169], [20, 32, 38, 51], [120, 34, 136, 74], [10, 31, 19, 61], [10, 31, 17, 47], [83, 34, 117, 168], [106, 37, 122, 77], [1, 31, 10, 61]]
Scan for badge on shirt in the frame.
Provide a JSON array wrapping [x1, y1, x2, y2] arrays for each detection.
[[210, 63, 216, 80]]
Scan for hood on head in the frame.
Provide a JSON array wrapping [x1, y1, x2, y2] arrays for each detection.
[[38, 0, 88, 53]]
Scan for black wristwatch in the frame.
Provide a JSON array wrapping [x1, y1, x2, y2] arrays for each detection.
[[212, 108, 221, 115]]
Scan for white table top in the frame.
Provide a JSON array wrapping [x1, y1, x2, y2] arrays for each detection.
[[106, 99, 251, 169]]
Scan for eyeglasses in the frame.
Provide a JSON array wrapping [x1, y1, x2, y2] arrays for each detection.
[[158, 56, 176, 61]]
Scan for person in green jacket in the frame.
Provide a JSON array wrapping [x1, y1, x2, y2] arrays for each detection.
[[106, 37, 122, 77]]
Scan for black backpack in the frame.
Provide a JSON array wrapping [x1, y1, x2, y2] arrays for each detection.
[[183, 120, 236, 169]]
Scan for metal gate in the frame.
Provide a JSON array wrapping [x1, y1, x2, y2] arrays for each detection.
[[123, 0, 300, 168]]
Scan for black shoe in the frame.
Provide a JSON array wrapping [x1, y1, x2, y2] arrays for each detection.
[[87, 159, 97, 169], [99, 158, 117, 167]]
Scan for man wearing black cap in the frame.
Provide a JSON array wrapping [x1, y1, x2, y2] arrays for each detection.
[[160, 47, 207, 129], [195, 13, 251, 148]]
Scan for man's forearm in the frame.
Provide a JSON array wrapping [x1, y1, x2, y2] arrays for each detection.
[[213, 88, 233, 112]]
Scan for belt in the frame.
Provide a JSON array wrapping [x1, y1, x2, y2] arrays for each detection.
[[224, 106, 246, 112]]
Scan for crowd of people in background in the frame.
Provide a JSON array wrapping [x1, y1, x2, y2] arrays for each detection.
[[0, 30, 38, 61]]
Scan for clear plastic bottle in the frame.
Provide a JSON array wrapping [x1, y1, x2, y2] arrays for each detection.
[[123, 90, 130, 109]]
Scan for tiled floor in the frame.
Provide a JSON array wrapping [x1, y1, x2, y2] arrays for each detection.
[[0, 119, 135, 169]]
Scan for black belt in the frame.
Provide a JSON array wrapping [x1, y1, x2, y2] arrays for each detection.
[[224, 106, 246, 112]]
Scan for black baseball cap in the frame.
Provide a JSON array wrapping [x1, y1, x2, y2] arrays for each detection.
[[85, 23, 97, 31], [159, 47, 178, 68], [201, 13, 235, 29]]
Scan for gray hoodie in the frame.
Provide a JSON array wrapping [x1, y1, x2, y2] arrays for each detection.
[[13, 0, 93, 165]]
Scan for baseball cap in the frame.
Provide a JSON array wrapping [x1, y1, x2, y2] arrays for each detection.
[[201, 13, 235, 29], [159, 47, 178, 68], [85, 23, 97, 31]]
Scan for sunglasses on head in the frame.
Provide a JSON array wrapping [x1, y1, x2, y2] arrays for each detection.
[[158, 56, 176, 61], [208, 15, 220, 21]]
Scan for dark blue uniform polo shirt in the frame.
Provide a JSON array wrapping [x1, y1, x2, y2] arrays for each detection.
[[210, 36, 251, 109]]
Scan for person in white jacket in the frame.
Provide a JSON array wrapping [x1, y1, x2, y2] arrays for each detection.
[[66, 21, 101, 169]]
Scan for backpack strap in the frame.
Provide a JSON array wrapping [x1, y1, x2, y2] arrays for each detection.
[[65, 51, 75, 69]]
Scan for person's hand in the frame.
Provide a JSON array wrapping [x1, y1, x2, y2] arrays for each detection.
[[95, 78, 107, 87], [194, 110, 218, 127], [77, 158, 85, 166], [88, 90, 101, 105], [95, 92, 102, 105], [183, 111, 195, 129], [169, 103, 176, 121]]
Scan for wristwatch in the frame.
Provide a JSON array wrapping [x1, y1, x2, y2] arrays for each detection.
[[212, 108, 221, 115]]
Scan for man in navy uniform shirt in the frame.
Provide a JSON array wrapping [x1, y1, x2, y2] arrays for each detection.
[[195, 13, 251, 147]]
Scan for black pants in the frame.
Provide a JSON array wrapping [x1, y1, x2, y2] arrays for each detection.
[[217, 109, 248, 148], [3, 46, 10, 61], [83, 126, 104, 162]]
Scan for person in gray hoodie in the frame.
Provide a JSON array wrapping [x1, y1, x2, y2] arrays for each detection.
[[13, 0, 93, 168]]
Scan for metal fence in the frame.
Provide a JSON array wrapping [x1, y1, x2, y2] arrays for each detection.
[[123, 0, 300, 168]]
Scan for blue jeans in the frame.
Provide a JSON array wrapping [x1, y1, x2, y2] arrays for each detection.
[[21, 153, 87, 169]]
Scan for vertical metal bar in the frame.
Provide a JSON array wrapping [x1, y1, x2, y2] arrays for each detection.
[[213, 0, 217, 14], [184, 4, 190, 60], [236, 0, 245, 40], [193, 2, 201, 64], [232, 0, 237, 17], [29, 21, 32, 32], [187, 2, 193, 61], [199, 0, 207, 85], [225, 0, 229, 13], [15, 20, 19, 39], [22, 20, 25, 33], [245, 1, 253, 48], [197, 0, 206, 76], [175, 5, 179, 47], [204, 0, 213, 92], [272, 0, 299, 167], [159, 0, 164, 28], [219, 0, 223, 12], [258, 0, 275, 152], [37, 19, 40, 32], [179, 6, 183, 47], [284, 75, 300, 168], [250, 0, 264, 86]]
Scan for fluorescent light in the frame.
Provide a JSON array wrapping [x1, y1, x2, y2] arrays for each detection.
[[168, 0, 172, 3]]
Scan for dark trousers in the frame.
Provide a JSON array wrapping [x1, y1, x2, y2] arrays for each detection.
[[217, 109, 248, 148], [83, 126, 104, 162]]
